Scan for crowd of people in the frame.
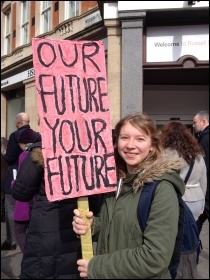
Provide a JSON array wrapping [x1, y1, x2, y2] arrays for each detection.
[[1, 110, 209, 279]]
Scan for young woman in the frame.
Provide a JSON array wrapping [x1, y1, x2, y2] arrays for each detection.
[[160, 121, 207, 221], [72, 113, 186, 279]]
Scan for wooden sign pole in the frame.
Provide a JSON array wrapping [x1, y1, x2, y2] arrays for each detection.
[[77, 196, 93, 260]]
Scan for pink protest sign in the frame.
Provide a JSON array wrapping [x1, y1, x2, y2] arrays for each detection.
[[32, 38, 117, 202]]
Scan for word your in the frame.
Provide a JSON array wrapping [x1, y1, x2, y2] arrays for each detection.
[[43, 117, 108, 154]]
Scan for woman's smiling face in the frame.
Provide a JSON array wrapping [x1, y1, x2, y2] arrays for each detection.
[[118, 122, 152, 172]]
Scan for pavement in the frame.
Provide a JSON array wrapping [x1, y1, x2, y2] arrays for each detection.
[[1, 220, 209, 279]]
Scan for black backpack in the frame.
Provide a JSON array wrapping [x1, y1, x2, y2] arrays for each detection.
[[137, 167, 200, 279]]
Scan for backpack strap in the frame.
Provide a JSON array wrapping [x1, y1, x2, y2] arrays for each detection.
[[26, 141, 42, 151], [137, 179, 184, 279], [169, 193, 184, 276], [184, 162, 194, 184], [137, 180, 159, 232]]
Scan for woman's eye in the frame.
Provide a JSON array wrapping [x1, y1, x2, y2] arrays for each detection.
[[120, 136, 127, 140]]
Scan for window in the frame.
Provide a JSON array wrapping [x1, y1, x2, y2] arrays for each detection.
[[65, 1, 79, 19], [6, 87, 25, 138], [5, 10, 11, 54], [21, 1, 30, 44], [7, 97, 25, 138], [41, 1, 51, 33]]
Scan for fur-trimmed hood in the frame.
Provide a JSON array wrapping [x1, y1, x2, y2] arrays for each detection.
[[27, 142, 44, 168], [31, 148, 44, 168], [132, 148, 186, 193]]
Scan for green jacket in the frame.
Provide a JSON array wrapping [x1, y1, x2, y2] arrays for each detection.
[[88, 150, 186, 279]]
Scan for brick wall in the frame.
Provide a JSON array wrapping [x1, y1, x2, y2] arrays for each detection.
[[11, 2, 16, 51], [81, 1, 98, 14], [52, 1, 59, 29], [30, 1, 36, 41]]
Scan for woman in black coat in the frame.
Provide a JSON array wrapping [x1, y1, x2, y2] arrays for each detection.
[[12, 142, 102, 279]]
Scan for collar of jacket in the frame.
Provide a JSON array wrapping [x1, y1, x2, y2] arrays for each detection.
[[201, 125, 209, 136], [132, 149, 186, 192], [17, 124, 30, 131]]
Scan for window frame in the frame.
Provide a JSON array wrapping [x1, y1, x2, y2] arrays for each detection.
[[65, 1, 79, 20], [41, 1, 51, 33], [21, 1, 30, 45], [5, 9, 11, 55]]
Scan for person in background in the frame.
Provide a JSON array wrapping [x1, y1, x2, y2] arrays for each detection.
[[72, 113, 186, 279], [11, 140, 102, 279], [1, 137, 8, 222], [160, 121, 207, 221], [193, 110, 209, 233], [1, 112, 30, 251], [12, 128, 41, 253]]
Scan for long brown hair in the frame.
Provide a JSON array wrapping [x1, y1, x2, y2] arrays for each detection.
[[114, 113, 162, 179], [160, 121, 203, 164]]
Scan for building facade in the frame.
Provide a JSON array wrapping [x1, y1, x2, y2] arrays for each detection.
[[1, 1, 105, 137], [1, 1, 209, 138], [101, 1, 209, 130]]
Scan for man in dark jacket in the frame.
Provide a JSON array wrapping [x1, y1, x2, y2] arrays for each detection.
[[193, 110, 209, 233], [1, 112, 30, 250]]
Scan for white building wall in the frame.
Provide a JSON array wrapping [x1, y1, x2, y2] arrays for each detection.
[[104, 1, 209, 19]]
